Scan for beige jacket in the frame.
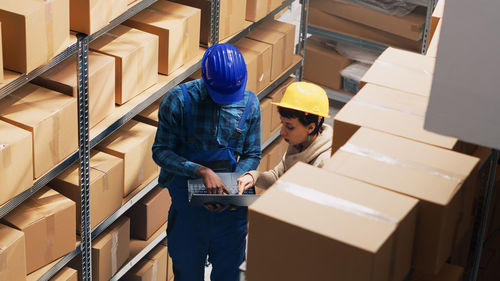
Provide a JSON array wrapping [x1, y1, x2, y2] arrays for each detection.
[[248, 124, 333, 189]]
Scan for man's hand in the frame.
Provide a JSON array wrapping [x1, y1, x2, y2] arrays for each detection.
[[237, 174, 254, 195], [195, 166, 231, 194]]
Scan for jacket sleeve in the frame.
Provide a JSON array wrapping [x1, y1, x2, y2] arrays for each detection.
[[247, 154, 286, 189]]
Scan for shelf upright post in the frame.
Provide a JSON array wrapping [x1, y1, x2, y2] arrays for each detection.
[[210, 0, 221, 45], [76, 33, 92, 281], [296, 0, 310, 80]]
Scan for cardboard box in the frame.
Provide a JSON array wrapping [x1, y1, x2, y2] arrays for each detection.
[[124, 1, 200, 75], [247, 27, 287, 80], [268, 77, 294, 131], [411, 263, 463, 281], [33, 52, 115, 128], [170, 0, 247, 45], [90, 25, 159, 105], [128, 187, 171, 240], [332, 83, 474, 155], [247, 163, 418, 281], [0, 83, 78, 179], [136, 99, 161, 127], [429, 0, 445, 41], [92, 216, 130, 281], [0, 120, 33, 206], [0, 0, 70, 73], [260, 98, 273, 143], [308, 8, 422, 52], [324, 127, 479, 274], [426, 19, 441, 58], [111, 0, 129, 20], [259, 20, 295, 69], [51, 150, 124, 231], [234, 38, 272, 93], [97, 120, 158, 197], [361, 47, 436, 97], [304, 36, 351, 90], [246, 0, 282, 22], [0, 22, 3, 82], [124, 244, 168, 281], [2, 187, 76, 273], [0, 224, 26, 281], [257, 152, 270, 173], [310, 0, 425, 40], [27, 265, 78, 281], [52, 267, 78, 281], [70, 0, 111, 34], [267, 137, 285, 169]]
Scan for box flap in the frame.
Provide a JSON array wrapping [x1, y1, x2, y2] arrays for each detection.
[[0, 120, 31, 147], [90, 25, 158, 58], [127, 8, 185, 30], [0, 0, 44, 16], [328, 127, 479, 205], [90, 150, 123, 175], [97, 120, 157, 154], [247, 28, 283, 45], [0, 223, 24, 249], [250, 163, 415, 253], [235, 38, 271, 54], [93, 216, 129, 249], [151, 0, 200, 17]]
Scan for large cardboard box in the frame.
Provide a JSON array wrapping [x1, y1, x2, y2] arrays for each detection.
[[111, 0, 129, 20], [247, 27, 287, 81], [51, 151, 124, 231], [310, 0, 425, 40], [247, 163, 418, 281], [234, 38, 272, 93], [124, 1, 201, 75], [324, 127, 479, 274], [361, 47, 436, 97], [0, 224, 26, 281], [0, 84, 78, 179], [411, 263, 463, 281], [0, 22, 3, 82], [332, 83, 474, 155], [260, 98, 273, 143], [128, 187, 171, 240], [259, 20, 295, 69], [136, 99, 161, 127], [170, 0, 246, 45], [308, 8, 422, 52], [304, 36, 351, 90], [123, 244, 168, 281], [0, 0, 70, 73], [92, 216, 130, 281], [246, 0, 282, 22], [90, 25, 159, 105], [0, 120, 33, 206], [33, 52, 115, 128], [268, 77, 294, 132], [70, 0, 112, 34], [97, 120, 158, 197], [3, 187, 76, 273]]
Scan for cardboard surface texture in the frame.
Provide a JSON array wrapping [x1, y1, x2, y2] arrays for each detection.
[[310, 0, 425, 40], [70, 0, 111, 34], [34, 52, 115, 128], [97, 120, 158, 197], [332, 83, 471, 155], [325, 127, 479, 273], [124, 1, 200, 75], [361, 47, 435, 97], [51, 150, 124, 231], [247, 27, 287, 81], [247, 163, 418, 281], [0, 120, 33, 206], [234, 38, 272, 93], [260, 98, 273, 143], [128, 187, 171, 240], [424, 0, 500, 150], [0, 224, 26, 281], [2, 187, 76, 273], [90, 25, 159, 105], [304, 36, 351, 90], [0, 0, 70, 73], [259, 20, 295, 69], [124, 244, 168, 281], [308, 8, 421, 52], [0, 23, 3, 82], [92, 216, 130, 281], [0, 83, 78, 179]]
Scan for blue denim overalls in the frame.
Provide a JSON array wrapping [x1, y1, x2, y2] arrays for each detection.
[[166, 84, 255, 281]]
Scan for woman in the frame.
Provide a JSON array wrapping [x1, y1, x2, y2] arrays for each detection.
[[237, 81, 333, 193]]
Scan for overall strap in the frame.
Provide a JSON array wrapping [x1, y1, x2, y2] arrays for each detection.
[[181, 84, 194, 144], [228, 93, 255, 149]]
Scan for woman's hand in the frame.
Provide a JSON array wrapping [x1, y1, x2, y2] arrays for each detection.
[[237, 174, 255, 195]]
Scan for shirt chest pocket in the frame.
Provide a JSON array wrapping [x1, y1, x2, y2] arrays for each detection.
[[218, 105, 246, 149]]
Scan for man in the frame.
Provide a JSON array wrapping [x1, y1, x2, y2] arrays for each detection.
[[152, 43, 261, 281]]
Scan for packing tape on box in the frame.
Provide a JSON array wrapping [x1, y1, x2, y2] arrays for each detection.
[[0, 246, 7, 272], [0, 144, 11, 168], [276, 179, 398, 224], [376, 60, 433, 79], [42, 0, 55, 62], [45, 212, 56, 262], [111, 231, 119, 274], [90, 167, 110, 191], [351, 96, 425, 119], [257, 53, 264, 88], [340, 143, 464, 184]]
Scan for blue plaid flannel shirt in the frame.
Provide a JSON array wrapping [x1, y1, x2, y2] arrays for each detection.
[[152, 79, 262, 187]]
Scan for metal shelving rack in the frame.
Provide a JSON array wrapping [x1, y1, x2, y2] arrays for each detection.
[[0, 0, 308, 279]]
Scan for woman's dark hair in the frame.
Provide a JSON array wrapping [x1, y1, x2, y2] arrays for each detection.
[[278, 106, 324, 135]]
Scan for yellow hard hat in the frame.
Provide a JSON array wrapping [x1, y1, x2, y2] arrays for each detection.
[[271, 81, 330, 118]]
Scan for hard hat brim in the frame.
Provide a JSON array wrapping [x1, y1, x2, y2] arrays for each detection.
[[271, 101, 331, 118], [204, 75, 247, 105]]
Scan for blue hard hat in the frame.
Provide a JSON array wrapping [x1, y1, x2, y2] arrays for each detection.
[[201, 43, 247, 104]]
